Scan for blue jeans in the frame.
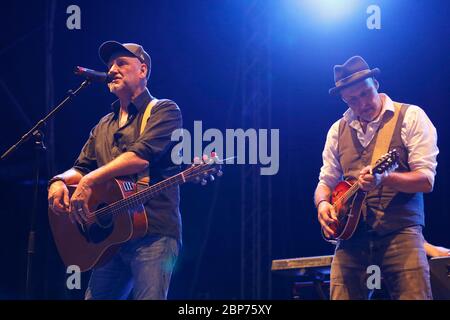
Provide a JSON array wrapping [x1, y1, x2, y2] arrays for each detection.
[[85, 235, 180, 300], [330, 225, 432, 300]]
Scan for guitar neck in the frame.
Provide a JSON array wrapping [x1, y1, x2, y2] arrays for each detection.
[[334, 162, 387, 207], [111, 171, 187, 213], [134, 172, 186, 204]]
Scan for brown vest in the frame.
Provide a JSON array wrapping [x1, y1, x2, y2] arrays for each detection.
[[337, 104, 424, 236]]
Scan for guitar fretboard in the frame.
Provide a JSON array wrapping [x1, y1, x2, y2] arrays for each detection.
[[90, 166, 200, 222], [333, 151, 396, 209]]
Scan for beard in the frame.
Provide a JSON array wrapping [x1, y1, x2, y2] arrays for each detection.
[[359, 103, 381, 121], [108, 79, 126, 94]]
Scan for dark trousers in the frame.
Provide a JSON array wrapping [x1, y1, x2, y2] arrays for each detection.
[[330, 225, 432, 300]]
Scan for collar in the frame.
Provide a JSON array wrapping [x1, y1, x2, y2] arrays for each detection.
[[342, 93, 395, 126], [111, 87, 154, 115]]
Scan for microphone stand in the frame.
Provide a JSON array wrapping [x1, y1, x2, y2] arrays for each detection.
[[1, 79, 91, 299]]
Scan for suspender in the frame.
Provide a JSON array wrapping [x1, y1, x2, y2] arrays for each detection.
[[137, 98, 159, 186], [370, 102, 402, 166], [140, 98, 159, 135]]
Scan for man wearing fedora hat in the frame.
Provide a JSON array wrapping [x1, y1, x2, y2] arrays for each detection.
[[314, 56, 438, 299], [47, 41, 182, 299]]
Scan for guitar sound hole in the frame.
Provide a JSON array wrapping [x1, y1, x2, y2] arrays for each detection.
[[86, 203, 114, 243]]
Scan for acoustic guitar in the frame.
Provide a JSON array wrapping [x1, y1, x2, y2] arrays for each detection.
[[49, 155, 222, 271]]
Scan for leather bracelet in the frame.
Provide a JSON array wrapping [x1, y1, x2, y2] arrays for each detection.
[[315, 199, 329, 209], [47, 176, 66, 190]]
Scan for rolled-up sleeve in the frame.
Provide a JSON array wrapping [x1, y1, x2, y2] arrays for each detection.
[[402, 105, 439, 189], [127, 100, 182, 164], [73, 125, 98, 175], [318, 119, 343, 190]]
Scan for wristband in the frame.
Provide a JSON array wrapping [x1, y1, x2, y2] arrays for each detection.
[[47, 176, 65, 190], [315, 199, 329, 208]]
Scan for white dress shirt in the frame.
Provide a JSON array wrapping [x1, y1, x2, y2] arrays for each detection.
[[318, 93, 439, 190]]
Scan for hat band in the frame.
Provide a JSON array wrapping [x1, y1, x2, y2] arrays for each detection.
[[335, 69, 372, 87]]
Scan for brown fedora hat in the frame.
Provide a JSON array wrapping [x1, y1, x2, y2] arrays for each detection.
[[329, 56, 380, 95]]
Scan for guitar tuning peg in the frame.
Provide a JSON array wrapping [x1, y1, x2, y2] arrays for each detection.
[[209, 175, 215, 182], [217, 170, 223, 177], [201, 179, 207, 186]]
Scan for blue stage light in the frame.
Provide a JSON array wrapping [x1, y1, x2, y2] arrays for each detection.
[[297, 0, 359, 22]]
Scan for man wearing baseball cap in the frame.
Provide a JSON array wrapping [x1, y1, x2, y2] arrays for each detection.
[[47, 41, 182, 299], [314, 56, 438, 299]]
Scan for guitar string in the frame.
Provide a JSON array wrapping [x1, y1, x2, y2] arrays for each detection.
[[85, 165, 217, 225], [331, 156, 394, 222], [332, 154, 394, 206], [82, 175, 190, 226], [87, 163, 200, 217], [83, 177, 182, 226], [81, 164, 215, 226], [332, 182, 359, 222], [83, 164, 200, 223]]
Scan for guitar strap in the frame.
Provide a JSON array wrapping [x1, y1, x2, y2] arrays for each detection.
[[136, 98, 159, 186], [370, 102, 402, 166], [357, 102, 402, 224]]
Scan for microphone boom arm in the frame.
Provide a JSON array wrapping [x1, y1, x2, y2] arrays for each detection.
[[1, 79, 91, 160]]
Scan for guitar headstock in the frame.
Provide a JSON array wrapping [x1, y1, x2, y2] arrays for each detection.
[[373, 149, 399, 175], [182, 152, 223, 186]]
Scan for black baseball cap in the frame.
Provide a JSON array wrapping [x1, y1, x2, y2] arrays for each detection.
[[98, 41, 151, 79]]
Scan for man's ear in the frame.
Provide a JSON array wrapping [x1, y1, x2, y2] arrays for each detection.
[[372, 77, 379, 90], [140, 63, 148, 79]]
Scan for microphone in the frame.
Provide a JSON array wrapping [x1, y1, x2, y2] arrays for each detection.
[[74, 66, 113, 83]]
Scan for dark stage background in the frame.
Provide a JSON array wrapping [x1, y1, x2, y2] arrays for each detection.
[[0, 0, 449, 299]]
